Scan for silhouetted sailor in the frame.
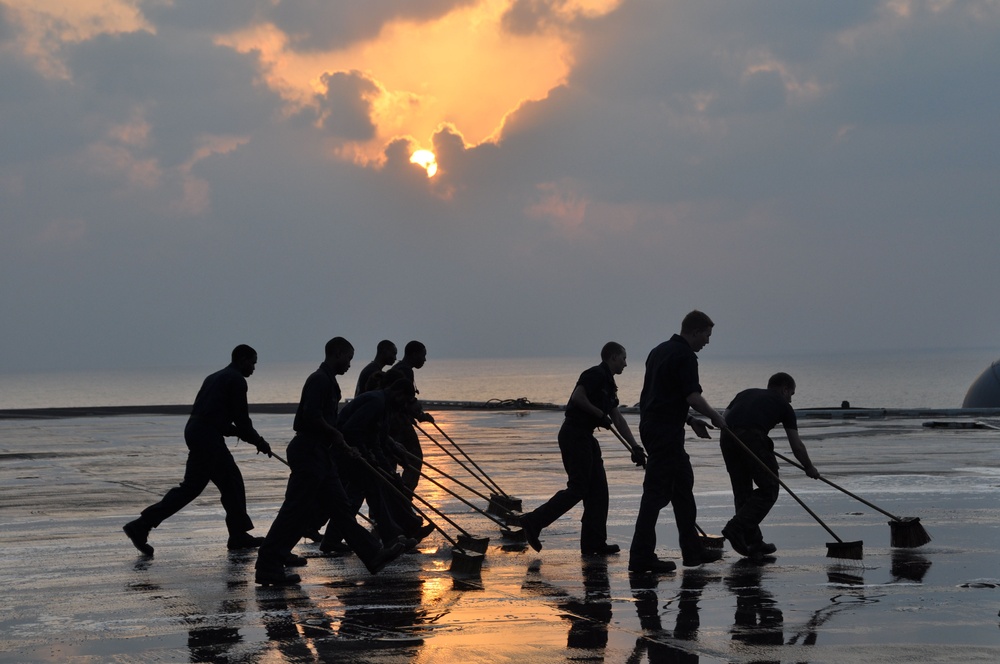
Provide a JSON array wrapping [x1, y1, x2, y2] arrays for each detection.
[[254, 337, 406, 586], [123, 344, 272, 556], [520, 342, 645, 556], [355, 340, 397, 397]]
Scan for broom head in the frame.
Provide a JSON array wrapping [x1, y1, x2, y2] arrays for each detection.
[[826, 540, 864, 560], [449, 547, 485, 575], [698, 533, 726, 549], [456, 534, 490, 554], [889, 516, 931, 548]]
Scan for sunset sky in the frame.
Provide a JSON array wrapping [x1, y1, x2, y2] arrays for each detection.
[[2, 0, 998, 372]]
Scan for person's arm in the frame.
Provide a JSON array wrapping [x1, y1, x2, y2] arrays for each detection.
[[228, 377, 270, 454], [685, 392, 727, 437], [786, 428, 820, 478], [611, 406, 646, 467], [568, 384, 606, 422]]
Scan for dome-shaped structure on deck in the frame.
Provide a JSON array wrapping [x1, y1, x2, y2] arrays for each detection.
[[963, 358, 1000, 408]]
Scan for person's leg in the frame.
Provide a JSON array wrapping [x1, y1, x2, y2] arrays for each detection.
[[139, 445, 212, 528], [208, 446, 255, 537], [579, 440, 610, 551], [667, 449, 700, 559], [524, 425, 593, 531], [629, 444, 673, 563], [723, 430, 779, 549]]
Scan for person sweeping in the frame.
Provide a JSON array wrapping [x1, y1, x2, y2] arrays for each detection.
[[720, 372, 821, 559]]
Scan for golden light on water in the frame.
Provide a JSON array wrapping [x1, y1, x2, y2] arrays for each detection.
[[410, 149, 438, 177]]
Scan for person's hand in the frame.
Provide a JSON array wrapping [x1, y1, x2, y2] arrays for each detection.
[[598, 415, 613, 430], [689, 418, 714, 439], [805, 464, 821, 479], [341, 445, 362, 461], [630, 446, 647, 468], [255, 439, 273, 457], [418, 412, 435, 424]]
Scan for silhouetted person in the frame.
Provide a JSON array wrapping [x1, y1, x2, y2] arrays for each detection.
[[629, 310, 728, 573], [123, 344, 272, 556], [331, 379, 434, 548], [520, 342, 645, 555], [355, 339, 397, 397], [720, 372, 820, 558], [254, 337, 406, 586], [386, 340, 434, 492]]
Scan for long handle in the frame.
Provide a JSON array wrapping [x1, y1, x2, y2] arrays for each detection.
[[608, 424, 639, 454], [375, 465, 471, 538], [428, 421, 510, 498], [403, 458, 508, 527], [773, 450, 903, 522], [723, 427, 844, 543], [396, 445, 508, 514], [356, 457, 457, 547], [414, 424, 503, 496]]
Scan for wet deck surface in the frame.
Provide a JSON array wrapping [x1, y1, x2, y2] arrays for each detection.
[[2, 410, 1000, 662]]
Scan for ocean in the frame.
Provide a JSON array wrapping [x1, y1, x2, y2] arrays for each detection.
[[0, 347, 996, 411]]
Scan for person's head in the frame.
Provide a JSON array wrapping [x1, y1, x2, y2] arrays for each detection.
[[231, 344, 258, 377], [601, 341, 627, 375], [680, 310, 715, 352], [375, 340, 397, 366], [385, 378, 417, 409], [403, 340, 427, 369], [324, 337, 355, 375], [767, 372, 796, 403]]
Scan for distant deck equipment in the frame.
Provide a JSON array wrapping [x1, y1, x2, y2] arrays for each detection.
[[963, 359, 1000, 408]]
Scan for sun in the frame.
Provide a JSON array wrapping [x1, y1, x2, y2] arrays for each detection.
[[409, 149, 438, 177]]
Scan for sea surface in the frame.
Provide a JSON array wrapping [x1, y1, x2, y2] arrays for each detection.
[[0, 347, 996, 411]]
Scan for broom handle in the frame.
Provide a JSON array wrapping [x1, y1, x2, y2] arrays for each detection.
[[428, 421, 510, 497], [773, 450, 903, 521], [356, 457, 457, 547], [404, 458, 508, 527], [414, 424, 503, 496], [376, 465, 472, 538], [396, 446, 506, 513], [723, 427, 844, 543]]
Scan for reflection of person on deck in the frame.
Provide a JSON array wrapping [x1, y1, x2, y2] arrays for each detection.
[[726, 559, 784, 649]]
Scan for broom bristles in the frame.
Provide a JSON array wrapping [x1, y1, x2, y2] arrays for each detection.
[[699, 534, 726, 549], [890, 517, 932, 548], [826, 540, 864, 560]]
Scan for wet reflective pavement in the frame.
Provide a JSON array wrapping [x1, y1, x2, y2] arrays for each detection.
[[2, 410, 1000, 662]]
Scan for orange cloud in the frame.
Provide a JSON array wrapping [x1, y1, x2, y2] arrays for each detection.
[[222, 0, 623, 161]]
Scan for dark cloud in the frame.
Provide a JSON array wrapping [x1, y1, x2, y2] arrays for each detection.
[[269, 0, 477, 52], [317, 71, 380, 140]]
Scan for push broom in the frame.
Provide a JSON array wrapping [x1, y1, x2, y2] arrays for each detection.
[[420, 422, 523, 515], [723, 427, 863, 560], [607, 425, 725, 549], [773, 450, 931, 548], [359, 458, 485, 574]]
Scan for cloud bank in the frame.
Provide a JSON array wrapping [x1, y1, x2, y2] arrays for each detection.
[[1, 0, 998, 372]]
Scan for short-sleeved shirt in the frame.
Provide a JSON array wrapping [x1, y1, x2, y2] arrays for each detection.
[[724, 388, 797, 433], [293, 362, 342, 438], [638, 334, 702, 437], [565, 362, 619, 430], [187, 363, 260, 443]]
